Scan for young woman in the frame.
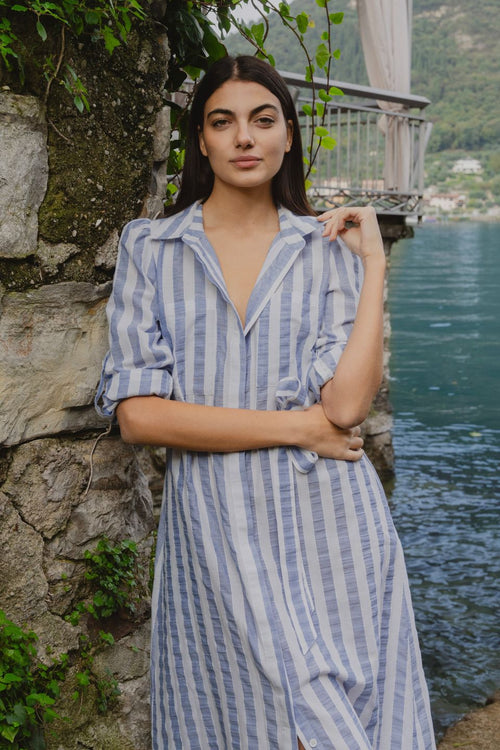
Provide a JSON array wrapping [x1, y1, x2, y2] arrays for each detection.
[[96, 56, 435, 750]]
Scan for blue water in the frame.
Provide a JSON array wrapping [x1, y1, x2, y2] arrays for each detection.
[[387, 221, 500, 738]]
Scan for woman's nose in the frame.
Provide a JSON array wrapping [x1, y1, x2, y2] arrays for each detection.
[[235, 122, 254, 148]]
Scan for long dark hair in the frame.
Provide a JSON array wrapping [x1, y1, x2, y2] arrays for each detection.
[[165, 56, 314, 217]]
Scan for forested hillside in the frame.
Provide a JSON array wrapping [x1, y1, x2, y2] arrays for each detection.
[[227, 0, 500, 157]]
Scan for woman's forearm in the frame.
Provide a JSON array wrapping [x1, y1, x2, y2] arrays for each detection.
[[321, 252, 386, 428], [116, 396, 365, 461], [117, 396, 298, 452]]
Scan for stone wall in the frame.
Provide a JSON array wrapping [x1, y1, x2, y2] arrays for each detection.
[[0, 22, 170, 748], [362, 218, 414, 484]]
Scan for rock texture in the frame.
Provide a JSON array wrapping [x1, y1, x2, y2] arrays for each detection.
[[0, 94, 48, 258], [0, 281, 111, 446], [0, 436, 154, 749], [0, 19, 170, 747], [437, 692, 500, 750]]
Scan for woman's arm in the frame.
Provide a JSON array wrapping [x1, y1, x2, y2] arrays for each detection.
[[116, 397, 364, 461], [317, 206, 386, 429]]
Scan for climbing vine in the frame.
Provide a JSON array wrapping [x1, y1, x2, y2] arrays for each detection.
[[162, 0, 345, 196], [0, 0, 146, 110], [0, 0, 344, 191]]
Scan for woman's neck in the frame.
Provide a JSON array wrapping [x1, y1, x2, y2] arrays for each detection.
[[202, 183, 279, 233]]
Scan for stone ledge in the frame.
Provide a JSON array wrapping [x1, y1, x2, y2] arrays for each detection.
[[0, 280, 111, 446]]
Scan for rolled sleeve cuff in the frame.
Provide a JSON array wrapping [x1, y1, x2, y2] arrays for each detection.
[[307, 344, 346, 401], [275, 376, 318, 474], [95, 366, 173, 419]]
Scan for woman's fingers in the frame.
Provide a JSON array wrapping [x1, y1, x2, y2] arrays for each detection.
[[346, 447, 364, 462], [317, 207, 384, 260]]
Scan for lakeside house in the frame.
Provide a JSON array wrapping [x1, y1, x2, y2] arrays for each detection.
[[452, 158, 482, 174], [424, 191, 467, 212]]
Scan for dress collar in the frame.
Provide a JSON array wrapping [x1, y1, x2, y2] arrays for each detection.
[[149, 201, 320, 336], [148, 200, 319, 244]]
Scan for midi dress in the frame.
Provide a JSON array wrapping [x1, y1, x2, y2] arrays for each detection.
[[96, 200, 436, 750]]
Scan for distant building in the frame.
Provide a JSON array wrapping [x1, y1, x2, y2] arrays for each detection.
[[425, 193, 466, 212], [452, 158, 482, 174]]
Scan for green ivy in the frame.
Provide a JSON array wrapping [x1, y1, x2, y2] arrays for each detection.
[[0, 0, 146, 110], [0, 610, 68, 749], [0, 0, 343, 199], [68, 537, 142, 624]]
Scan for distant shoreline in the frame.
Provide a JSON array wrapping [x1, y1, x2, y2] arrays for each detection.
[[409, 214, 500, 225]]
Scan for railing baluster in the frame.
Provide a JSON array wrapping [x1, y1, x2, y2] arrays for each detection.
[[280, 71, 429, 217]]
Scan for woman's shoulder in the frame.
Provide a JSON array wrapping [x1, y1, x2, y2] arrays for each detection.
[[120, 202, 200, 245]]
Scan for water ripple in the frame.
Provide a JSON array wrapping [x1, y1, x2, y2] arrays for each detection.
[[387, 223, 500, 738]]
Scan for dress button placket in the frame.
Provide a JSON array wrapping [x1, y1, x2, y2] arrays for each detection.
[[309, 740, 318, 748]]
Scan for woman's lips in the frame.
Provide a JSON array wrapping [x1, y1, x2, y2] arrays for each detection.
[[231, 156, 262, 168]]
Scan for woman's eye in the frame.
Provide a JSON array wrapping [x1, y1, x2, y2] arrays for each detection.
[[256, 116, 275, 126], [211, 118, 230, 128]]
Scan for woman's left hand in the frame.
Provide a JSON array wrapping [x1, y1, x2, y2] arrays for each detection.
[[317, 206, 385, 264]]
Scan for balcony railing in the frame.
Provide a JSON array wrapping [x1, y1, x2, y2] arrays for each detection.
[[280, 71, 431, 218]]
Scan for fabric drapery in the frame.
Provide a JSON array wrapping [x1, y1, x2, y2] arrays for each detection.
[[357, 0, 413, 192]]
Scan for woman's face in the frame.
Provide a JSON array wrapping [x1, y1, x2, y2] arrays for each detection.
[[198, 79, 293, 193]]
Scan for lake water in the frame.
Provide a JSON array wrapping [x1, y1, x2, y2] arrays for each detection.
[[386, 221, 500, 738]]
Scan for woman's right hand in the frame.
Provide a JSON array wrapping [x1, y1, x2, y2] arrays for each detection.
[[297, 403, 364, 461]]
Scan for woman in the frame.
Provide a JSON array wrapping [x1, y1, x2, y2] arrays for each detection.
[[96, 56, 435, 749]]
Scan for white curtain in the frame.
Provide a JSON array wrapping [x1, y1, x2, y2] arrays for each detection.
[[357, 0, 413, 192]]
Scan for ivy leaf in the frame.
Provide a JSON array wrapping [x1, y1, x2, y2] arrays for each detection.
[[333, 48, 341, 60], [321, 136, 336, 150], [182, 65, 201, 80], [202, 27, 227, 60], [315, 42, 330, 68], [329, 85, 344, 96], [36, 20, 47, 41], [279, 2, 292, 20], [0, 725, 18, 742], [318, 88, 332, 103], [84, 10, 100, 25], [305, 64, 315, 82], [315, 125, 330, 137], [295, 12, 309, 34], [329, 12, 344, 25], [301, 103, 312, 116], [250, 22, 265, 47], [316, 0, 327, 7], [315, 101, 325, 117], [102, 26, 120, 54]]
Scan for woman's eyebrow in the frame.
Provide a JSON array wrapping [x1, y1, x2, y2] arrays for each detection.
[[206, 104, 280, 119]]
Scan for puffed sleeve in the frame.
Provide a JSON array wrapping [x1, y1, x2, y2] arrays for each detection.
[[307, 237, 363, 401], [95, 219, 174, 418]]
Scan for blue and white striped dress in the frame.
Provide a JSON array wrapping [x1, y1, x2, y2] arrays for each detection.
[[96, 201, 436, 749]]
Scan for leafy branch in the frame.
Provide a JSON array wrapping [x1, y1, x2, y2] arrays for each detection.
[[233, 0, 344, 183], [0, 0, 146, 110], [163, 0, 344, 200]]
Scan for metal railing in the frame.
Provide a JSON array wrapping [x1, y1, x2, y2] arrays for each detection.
[[281, 71, 431, 217]]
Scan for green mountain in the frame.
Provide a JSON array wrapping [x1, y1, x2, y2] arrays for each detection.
[[227, 0, 500, 157]]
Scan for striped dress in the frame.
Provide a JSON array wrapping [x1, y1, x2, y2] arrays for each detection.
[[96, 201, 436, 749]]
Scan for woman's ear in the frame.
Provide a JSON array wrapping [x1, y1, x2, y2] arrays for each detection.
[[198, 127, 208, 157], [285, 120, 293, 153]]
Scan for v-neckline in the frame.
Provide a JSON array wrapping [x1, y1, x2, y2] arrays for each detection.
[[153, 202, 319, 336], [201, 230, 279, 328]]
